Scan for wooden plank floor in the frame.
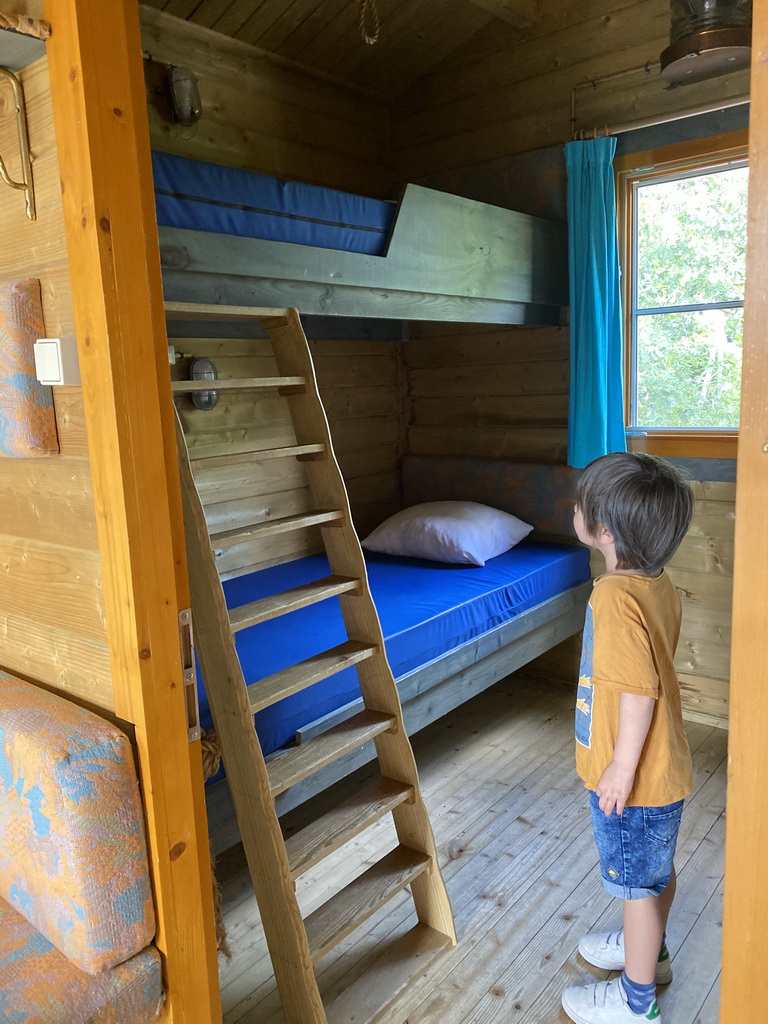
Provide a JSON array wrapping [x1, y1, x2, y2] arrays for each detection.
[[216, 676, 727, 1024]]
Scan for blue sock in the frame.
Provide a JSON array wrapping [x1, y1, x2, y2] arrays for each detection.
[[621, 971, 657, 1014]]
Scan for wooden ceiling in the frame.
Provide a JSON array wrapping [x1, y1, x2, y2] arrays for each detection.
[[140, 0, 524, 100]]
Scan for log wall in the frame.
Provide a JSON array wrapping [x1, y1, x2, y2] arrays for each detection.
[[140, 5, 394, 198], [393, 0, 749, 182], [172, 334, 404, 579], [0, 55, 112, 709]]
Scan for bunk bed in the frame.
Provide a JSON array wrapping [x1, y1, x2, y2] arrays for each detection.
[[198, 455, 591, 854], [154, 151, 568, 325], [157, 153, 585, 852]]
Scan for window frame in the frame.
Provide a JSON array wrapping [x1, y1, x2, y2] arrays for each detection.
[[616, 130, 749, 458]]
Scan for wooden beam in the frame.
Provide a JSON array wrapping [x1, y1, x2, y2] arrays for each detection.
[[466, 0, 537, 28], [43, 1, 221, 1021], [720, 0, 768, 1016]]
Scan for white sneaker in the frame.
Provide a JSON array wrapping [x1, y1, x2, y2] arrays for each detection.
[[578, 930, 673, 985], [562, 977, 661, 1023]]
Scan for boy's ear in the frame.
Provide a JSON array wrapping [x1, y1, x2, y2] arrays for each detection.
[[597, 524, 615, 545]]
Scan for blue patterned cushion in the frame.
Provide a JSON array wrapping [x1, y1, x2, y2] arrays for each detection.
[[0, 674, 155, 974], [0, 898, 163, 1024]]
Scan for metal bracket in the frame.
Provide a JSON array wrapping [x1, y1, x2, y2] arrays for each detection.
[[0, 65, 35, 220], [178, 608, 202, 742]]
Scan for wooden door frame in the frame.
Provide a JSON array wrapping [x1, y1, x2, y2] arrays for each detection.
[[43, 1, 222, 1020], [720, 6, 768, 1019]]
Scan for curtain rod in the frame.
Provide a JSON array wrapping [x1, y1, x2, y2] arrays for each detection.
[[576, 95, 750, 141]]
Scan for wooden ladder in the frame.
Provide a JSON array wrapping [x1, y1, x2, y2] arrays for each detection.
[[169, 301, 455, 1024]]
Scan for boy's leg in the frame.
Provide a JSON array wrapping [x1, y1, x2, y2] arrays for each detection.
[[657, 863, 676, 932], [563, 798, 682, 1022], [623, 894, 664, 985]]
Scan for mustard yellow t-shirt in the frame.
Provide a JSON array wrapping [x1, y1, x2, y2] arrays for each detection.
[[575, 571, 694, 807]]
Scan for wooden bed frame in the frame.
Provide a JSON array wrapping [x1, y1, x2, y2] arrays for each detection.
[[159, 191, 579, 852], [206, 578, 589, 853], [158, 182, 567, 326], [205, 455, 589, 853]]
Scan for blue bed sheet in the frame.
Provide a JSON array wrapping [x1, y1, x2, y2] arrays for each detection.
[[151, 151, 395, 255], [198, 542, 589, 768]]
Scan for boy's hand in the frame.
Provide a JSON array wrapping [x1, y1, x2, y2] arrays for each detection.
[[595, 761, 636, 817]]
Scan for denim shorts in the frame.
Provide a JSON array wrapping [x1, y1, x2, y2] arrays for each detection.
[[589, 790, 684, 900]]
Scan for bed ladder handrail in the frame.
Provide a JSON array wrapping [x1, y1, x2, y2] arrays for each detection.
[[171, 301, 455, 1024]]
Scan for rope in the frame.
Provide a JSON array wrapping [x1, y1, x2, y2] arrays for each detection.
[[358, 0, 380, 45], [201, 729, 222, 781], [0, 12, 51, 40], [201, 730, 231, 959]]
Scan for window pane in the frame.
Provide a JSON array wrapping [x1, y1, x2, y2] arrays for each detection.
[[636, 308, 742, 429], [636, 165, 748, 310]]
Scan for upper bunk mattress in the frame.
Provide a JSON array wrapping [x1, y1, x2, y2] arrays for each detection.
[[199, 542, 590, 761], [151, 151, 395, 255]]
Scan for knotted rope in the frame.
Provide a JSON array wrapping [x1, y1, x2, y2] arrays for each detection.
[[0, 12, 51, 40], [201, 730, 231, 959], [358, 0, 380, 44]]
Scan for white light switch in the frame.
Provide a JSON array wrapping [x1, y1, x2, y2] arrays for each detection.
[[34, 337, 81, 386]]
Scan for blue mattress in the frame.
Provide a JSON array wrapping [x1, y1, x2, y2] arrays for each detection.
[[151, 151, 395, 255], [198, 542, 589, 769]]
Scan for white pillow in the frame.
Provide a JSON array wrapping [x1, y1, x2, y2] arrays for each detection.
[[362, 501, 534, 567]]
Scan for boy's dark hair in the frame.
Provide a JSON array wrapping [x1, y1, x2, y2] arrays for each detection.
[[576, 452, 694, 575]]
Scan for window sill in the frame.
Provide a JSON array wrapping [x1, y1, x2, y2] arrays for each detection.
[[627, 434, 738, 459]]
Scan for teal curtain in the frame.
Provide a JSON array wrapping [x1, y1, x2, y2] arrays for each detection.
[[564, 137, 626, 468]]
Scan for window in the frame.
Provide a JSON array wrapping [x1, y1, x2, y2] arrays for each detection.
[[616, 132, 748, 457]]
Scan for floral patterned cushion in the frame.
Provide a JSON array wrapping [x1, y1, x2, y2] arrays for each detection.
[[0, 278, 59, 457], [0, 899, 163, 1024], [0, 674, 156, 974]]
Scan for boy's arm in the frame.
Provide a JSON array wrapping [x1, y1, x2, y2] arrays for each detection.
[[596, 692, 655, 817]]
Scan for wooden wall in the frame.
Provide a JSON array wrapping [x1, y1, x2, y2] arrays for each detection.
[[391, 0, 745, 730], [670, 481, 734, 726], [522, 483, 734, 729], [172, 333, 403, 579], [402, 322, 733, 728], [0, 55, 113, 709], [393, 0, 749, 183], [140, 5, 394, 198], [405, 321, 568, 463]]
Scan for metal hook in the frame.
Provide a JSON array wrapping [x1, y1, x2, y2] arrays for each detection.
[[0, 66, 36, 221]]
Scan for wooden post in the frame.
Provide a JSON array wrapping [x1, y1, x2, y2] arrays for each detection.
[[720, 5, 768, 1019], [43, 1, 222, 1020]]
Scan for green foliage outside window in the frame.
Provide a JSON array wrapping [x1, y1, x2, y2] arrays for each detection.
[[632, 164, 748, 430]]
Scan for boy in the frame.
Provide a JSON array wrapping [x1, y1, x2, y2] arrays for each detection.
[[562, 452, 695, 1024]]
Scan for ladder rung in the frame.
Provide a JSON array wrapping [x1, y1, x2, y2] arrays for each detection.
[[248, 641, 377, 714], [286, 777, 414, 879], [231, 575, 361, 633], [267, 709, 395, 796], [304, 846, 431, 963], [191, 444, 326, 469], [210, 510, 344, 549], [164, 300, 290, 321], [322, 923, 452, 1024], [173, 377, 305, 393]]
